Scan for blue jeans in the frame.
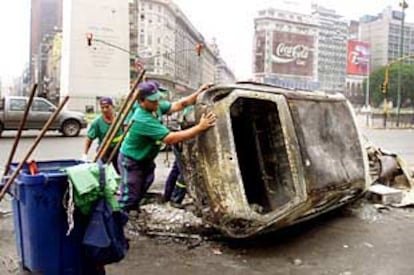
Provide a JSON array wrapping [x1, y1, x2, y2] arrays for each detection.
[[164, 160, 186, 203], [163, 144, 186, 203], [164, 160, 180, 201], [117, 153, 155, 212]]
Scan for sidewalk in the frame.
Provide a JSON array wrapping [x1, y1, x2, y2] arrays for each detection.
[[356, 113, 414, 130]]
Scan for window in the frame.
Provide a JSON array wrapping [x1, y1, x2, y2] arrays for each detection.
[[32, 99, 53, 112], [10, 98, 26, 111]]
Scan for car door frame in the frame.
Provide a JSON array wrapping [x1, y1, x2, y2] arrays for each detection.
[[30, 97, 58, 129]]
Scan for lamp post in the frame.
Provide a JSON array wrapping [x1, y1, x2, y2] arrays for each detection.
[[365, 54, 371, 127], [397, 0, 408, 127]]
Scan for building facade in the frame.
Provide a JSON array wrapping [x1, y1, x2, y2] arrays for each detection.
[[349, 20, 360, 40], [253, 5, 351, 93], [360, 6, 414, 71], [30, 0, 62, 92], [29, 0, 231, 108], [210, 40, 236, 84], [311, 4, 348, 93], [60, 0, 130, 111], [129, 0, 221, 98], [253, 8, 319, 91]]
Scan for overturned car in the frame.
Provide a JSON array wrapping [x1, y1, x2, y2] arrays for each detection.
[[180, 82, 370, 238]]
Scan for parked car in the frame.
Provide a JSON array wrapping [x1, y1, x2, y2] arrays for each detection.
[[180, 82, 370, 238], [0, 96, 88, 137]]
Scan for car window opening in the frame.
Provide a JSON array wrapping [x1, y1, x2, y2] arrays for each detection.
[[230, 97, 295, 214]]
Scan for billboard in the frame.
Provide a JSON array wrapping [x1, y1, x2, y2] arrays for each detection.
[[254, 31, 266, 73], [347, 41, 370, 75], [271, 31, 315, 77]]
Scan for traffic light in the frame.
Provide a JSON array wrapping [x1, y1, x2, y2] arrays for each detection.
[[381, 82, 388, 94], [400, 0, 408, 9], [86, 33, 93, 46], [195, 43, 203, 56]]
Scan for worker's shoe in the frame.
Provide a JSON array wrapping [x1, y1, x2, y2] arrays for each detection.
[[169, 201, 184, 209], [127, 209, 141, 221]]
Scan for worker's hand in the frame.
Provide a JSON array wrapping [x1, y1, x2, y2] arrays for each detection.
[[197, 83, 214, 94], [81, 154, 89, 162], [198, 111, 216, 131]]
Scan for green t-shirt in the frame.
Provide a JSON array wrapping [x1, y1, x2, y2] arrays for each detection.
[[87, 115, 123, 147], [120, 101, 171, 161]]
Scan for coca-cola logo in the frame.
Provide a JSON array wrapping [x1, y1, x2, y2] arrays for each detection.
[[272, 43, 311, 66]]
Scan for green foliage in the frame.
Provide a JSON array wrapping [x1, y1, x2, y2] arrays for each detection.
[[365, 63, 414, 107]]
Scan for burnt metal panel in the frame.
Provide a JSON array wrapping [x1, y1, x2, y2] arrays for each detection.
[[288, 99, 366, 193]]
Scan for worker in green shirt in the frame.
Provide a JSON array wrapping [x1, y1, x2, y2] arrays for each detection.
[[118, 81, 215, 213], [83, 97, 123, 173]]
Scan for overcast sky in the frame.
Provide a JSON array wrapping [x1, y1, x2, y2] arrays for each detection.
[[0, 0, 409, 87]]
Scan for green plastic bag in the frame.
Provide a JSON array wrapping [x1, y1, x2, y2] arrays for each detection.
[[65, 162, 121, 214]]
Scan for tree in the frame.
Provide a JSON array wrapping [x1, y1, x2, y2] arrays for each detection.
[[364, 63, 414, 108]]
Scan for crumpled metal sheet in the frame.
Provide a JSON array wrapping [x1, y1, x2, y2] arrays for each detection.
[[366, 144, 414, 207]]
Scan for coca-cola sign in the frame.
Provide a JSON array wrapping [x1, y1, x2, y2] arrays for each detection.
[[272, 31, 315, 76], [273, 43, 310, 65]]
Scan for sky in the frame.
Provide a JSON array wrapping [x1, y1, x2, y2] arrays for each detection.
[[0, 0, 410, 87]]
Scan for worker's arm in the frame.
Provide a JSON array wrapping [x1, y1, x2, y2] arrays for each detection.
[[169, 83, 212, 114], [82, 137, 93, 161], [162, 111, 216, 145]]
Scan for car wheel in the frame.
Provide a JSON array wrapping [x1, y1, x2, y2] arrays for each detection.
[[61, 120, 81, 137], [0, 122, 3, 137]]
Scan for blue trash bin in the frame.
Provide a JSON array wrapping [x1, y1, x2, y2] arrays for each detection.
[[8, 160, 84, 275]]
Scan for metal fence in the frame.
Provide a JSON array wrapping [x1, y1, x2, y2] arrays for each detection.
[[358, 111, 414, 128]]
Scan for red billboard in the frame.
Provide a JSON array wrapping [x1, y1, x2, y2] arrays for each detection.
[[271, 31, 315, 77], [347, 40, 370, 75]]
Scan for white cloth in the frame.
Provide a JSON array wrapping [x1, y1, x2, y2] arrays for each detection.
[[81, 153, 88, 162]]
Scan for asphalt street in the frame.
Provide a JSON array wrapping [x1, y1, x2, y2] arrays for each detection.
[[0, 120, 414, 274]]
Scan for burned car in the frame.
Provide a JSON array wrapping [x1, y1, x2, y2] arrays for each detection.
[[180, 82, 370, 238]]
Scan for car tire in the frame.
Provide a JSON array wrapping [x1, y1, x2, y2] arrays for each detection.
[[61, 119, 81, 137], [0, 122, 3, 137]]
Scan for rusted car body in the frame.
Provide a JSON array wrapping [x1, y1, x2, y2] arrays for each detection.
[[180, 82, 370, 238]]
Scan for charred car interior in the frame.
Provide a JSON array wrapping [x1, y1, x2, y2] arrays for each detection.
[[231, 97, 295, 214]]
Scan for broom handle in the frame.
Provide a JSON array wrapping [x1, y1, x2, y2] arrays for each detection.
[[106, 120, 134, 165], [4, 83, 38, 175]]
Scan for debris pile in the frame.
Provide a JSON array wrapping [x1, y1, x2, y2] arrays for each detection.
[[126, 202, 213, 240]]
